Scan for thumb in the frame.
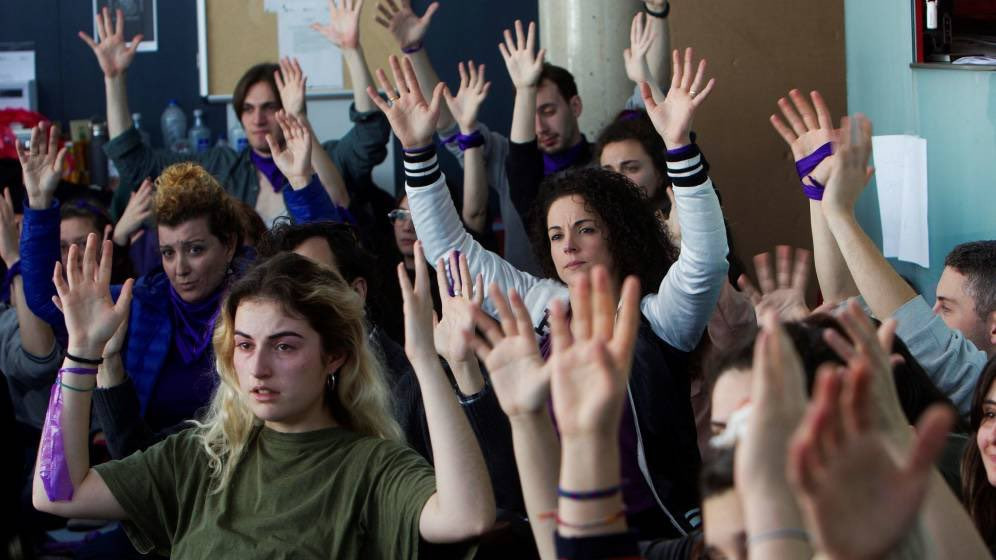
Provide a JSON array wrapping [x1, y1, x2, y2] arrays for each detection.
[[264, 133, 280, 156], [422, 2, 440, 23], [429, 82, 446, 117]]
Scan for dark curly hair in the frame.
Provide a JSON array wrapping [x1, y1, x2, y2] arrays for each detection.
[[594, 110, 671, 209], [528, 167, 677, 296]]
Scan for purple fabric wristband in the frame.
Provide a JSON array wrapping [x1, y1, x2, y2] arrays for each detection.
[[795, 142, 832, 179], [39, 371, 74, 501], [401, 41, 423, 54], [456, 130, 484, 151], [439, 132, 460, 146], [402, 144, 434, 154], [666, 144, 697, 158], [60, 367, 98, 375], [802, 176, 825, 201]]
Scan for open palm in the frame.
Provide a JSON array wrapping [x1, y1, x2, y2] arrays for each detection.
[[374, 0, 438, 50], [367, 55, 443, 149], [266, 111, 314, 183], [443, 61, 490, 133], [78, 7, 142, 78], [466, 285, 549, 418], [16, 123, 68, 207], [643, 48, 715, 147], [312, 0, 362, 50], [771, 89, 839, 185], [499, 20, 545, 89]]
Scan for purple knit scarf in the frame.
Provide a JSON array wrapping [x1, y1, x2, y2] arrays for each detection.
[[167, 282, 225, 365], [249, 150, 287, 193]]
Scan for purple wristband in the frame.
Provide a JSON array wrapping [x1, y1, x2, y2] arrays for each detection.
[[795, 142, 832, 179], [402, 144, 434, 154], [456, 130, 484, 151], [60, 367, 99, 376], [401, 41, 423, 54], [802, 176, 825, 201], [439, 132, 459, 145], [666, 144, 697, 158]]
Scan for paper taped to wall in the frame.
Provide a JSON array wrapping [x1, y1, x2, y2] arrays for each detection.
[[871, 135, 930, 268], [265, 0, 343, 90]]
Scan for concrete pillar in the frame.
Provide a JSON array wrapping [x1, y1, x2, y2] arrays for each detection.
[[538, 0, 643, 139]]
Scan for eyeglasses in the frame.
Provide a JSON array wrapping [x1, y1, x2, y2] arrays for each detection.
[[387, 209, 412, 223]]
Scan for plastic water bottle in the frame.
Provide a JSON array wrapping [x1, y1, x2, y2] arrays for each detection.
[[188, 109, 211, 154], [229, 125, 249, 152], [160, 100, 188, 152], [132, 112, 152, 146]]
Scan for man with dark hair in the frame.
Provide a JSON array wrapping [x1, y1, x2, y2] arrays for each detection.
[[939, 241, 996, 354], [81, 6, 389, 232]]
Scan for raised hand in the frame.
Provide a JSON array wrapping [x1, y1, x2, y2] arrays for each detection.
[[550, 268, 641, 439], [398, 241, 438, 362], [78, 7, 143, 78], [788, 356, 954, 560], [433, 252, 484, 365], [737, 246, 812, 324], [112, 178, 153, 246], [499, 20, 545, 90], [374, 0, 439, 50], [822, 300, 913, 442], [465, 284, 548, 419], [443, 61, 491, 134], [0, 189, 19, 267], [734, 312, 809, 492], [770, 89, 839, 186], [366, 55, 444, 149], [274, 57, 308, 117], [623, 13, 657, 90], [311, 0, 363, 50], [821, 114, 875, 218], [53, 234, 134, 359], [642, 47, 715, 148], [16, 122, 68, 210], [265, 111, 315, 188]]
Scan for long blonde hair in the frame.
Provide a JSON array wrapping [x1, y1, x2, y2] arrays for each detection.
[[194, 252, 402, 493]]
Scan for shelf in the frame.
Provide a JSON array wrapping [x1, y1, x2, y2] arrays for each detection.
[[910, 62, 996, 71]]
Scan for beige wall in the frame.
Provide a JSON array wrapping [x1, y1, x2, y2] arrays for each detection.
[[669, 1, 846, 297]]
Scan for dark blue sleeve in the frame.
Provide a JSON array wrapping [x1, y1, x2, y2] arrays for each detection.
[[19, 200, 67, 336], [283, 174, 356, 225]]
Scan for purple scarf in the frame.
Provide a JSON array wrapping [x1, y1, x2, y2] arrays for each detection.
[[249, 150, 287, 193], [542, 140, 588, 176], [168, 282, 225, 365]]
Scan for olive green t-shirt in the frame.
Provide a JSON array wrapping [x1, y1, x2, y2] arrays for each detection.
[[94, 425, 437, 559]]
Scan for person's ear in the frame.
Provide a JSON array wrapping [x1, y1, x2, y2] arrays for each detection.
[[326, 353, 347, 375], [350, 277, 367, 303], [569, 95, 583, 119]]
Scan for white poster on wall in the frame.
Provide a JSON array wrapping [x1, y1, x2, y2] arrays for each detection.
[[93, 0, 158, 52], [264, 0, 343, 91], [872, 135, 930, 268]]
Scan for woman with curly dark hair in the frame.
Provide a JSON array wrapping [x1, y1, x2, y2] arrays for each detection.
[[374, 51, 727, 542], [962, 357, 996, 551]]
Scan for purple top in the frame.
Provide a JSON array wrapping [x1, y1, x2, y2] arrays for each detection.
[[167, 282, 224, 365]]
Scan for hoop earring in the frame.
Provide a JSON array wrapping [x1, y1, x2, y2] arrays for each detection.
[[326, 373, 337, 393]]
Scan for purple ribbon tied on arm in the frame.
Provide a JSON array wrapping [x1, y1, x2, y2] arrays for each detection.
[[795, 142, 832, 201], [39, 371, 75, 501]]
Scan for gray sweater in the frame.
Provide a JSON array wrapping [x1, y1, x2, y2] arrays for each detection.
[[0, 305, 62, 429]]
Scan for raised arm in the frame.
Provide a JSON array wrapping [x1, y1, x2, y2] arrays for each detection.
[[16, 123, 69, 327], [312, 0, 375, 113], [623, 13, 664, 104], [399, 242, 495, 542], [274, 57, 350, 208], [821, 115, 916, 319], [550, 269, 641, 556], [2, 188, 55, 358], [432, 252, 486, 395], [111, 178, 153, 249], [78, 7, 142, 139], [465, 284, 560, 560], [770, 89, 859, 303], [370, 55, 541, 309], [735, 313, 813, 560], [374, 0, 455, 132], [642, 1, 672, 92], [32, 235, 132, 520], [640, 49, 729, 351], [443, 61, 491, 234], [500, 20, 545, 144]]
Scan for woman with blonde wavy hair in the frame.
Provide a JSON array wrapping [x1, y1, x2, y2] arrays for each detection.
[[33, 236, 494, 558]]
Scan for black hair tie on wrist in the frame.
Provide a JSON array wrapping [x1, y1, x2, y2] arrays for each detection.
[[65, 352, 104, 365], [645, 2, 670, 18]]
